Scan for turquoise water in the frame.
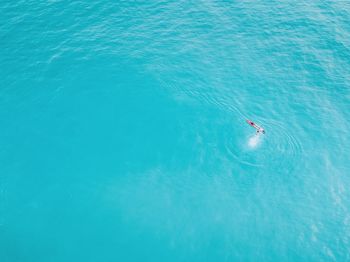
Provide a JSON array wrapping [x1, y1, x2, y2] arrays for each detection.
[[1, 0, 350, 261]]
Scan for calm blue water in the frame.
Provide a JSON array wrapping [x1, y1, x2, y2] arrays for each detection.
[[1, 1, 350, 261]]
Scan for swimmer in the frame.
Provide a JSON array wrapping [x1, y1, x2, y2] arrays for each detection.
[[246, 120, 265, 134]]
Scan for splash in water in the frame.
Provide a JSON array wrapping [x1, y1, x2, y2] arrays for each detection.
[[248, 134, 262, 148]]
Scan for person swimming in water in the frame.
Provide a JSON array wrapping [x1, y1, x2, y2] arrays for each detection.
[[246, 120, 265, 134]]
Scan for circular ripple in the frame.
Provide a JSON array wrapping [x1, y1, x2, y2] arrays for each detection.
[[222, 118, 303, 174], [261, 119, 303, 174]]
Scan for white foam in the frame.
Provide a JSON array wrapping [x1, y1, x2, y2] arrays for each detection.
[[248, 134, 262, 148]]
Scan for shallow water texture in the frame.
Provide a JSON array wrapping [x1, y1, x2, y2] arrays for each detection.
[[1, 0, 350, 261]]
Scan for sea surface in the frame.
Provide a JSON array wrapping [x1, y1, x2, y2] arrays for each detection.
[[1, 1, 350, 261]]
